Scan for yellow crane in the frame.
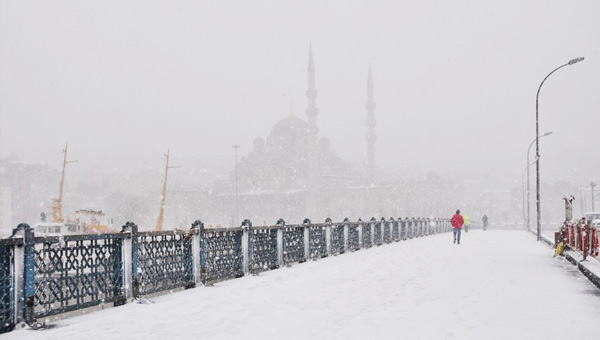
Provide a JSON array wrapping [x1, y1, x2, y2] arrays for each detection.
[[51, 143, 77, 223], [155, 149, 180, 231]]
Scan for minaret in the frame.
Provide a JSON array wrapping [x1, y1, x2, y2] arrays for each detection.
[[365, 64, 377, 184], [305, 46, 319, 218], [306, 45, 319, 130]]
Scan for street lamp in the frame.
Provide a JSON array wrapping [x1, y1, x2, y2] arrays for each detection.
[[535, 57, 584, 241], [232, 145, 241, 226], [526, 131, 552, 232]]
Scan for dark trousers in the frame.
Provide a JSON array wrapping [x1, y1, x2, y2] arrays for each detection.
[[453, 228, 461, 244]]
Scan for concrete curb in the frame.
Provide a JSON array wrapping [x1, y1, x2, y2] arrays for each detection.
[[531, 230, 600, 290]]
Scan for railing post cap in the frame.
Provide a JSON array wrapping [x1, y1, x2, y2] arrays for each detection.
[[191, 220, 204, 229], [241, 219, 252, 229], [276, 218, 285, 227], [11, 223, 32, 237], [325, 217, 332, 224], [302, 218, 311, 225]]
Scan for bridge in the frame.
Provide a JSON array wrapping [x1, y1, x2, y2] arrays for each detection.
[[2, 218, 600, 339]]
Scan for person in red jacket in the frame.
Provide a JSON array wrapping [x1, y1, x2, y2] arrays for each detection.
[[451, 209, 464, 244]]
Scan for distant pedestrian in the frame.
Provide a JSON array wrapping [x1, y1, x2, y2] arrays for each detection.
[[451, 209, 464, 244], [482, 215, 488, 231], [463, 213, 470, 233]]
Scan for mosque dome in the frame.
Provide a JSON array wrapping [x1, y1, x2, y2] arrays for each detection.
[[269, 117, 311, 141], [266, 116, 313, 156]]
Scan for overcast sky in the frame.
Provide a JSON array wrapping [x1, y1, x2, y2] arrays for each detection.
[[1, 0, 598, 187]]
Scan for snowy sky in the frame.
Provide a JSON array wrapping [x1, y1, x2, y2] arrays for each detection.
[[1, 0, 598, 185]]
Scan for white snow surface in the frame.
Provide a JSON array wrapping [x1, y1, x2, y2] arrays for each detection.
[[8, 230, 600, 340]]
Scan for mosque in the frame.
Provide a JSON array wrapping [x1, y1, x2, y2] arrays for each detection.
[[211, 47, 393, 226]]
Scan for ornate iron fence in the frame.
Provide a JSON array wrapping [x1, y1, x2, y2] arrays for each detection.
[[1, 216, 450, 333], [373, 219, 382, 246], [347, 222, 360, 252], [282, 224, 305, 266], [382, 218, 391, 244], [329, 222, 345, 255], [361, 221, 372, 248], [137, 231, 194, 295], [308, 223, 327, 260], [0, 238, 19, 333], [203, 228, 243, 284], [391, 219, 400, 242], [250, 227, 278, 274], [33, 233, 124, 319]]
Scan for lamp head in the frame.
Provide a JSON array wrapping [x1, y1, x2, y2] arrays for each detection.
[[568, 57, 584, 65]]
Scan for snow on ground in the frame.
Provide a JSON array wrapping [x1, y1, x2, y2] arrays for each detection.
[[7, 230, 600, 340]]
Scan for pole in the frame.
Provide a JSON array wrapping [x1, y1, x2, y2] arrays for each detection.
[[526, 132, 552, 232], [580, 188, 585, 216], [522, 161, 536, 230], [232, 145, 241, 226], [535, 57, 584, 241], [522, 168, 526, 228], [592, 182, 597, 212]]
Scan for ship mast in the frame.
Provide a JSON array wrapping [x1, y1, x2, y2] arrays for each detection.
[[53, 143, 77, 223], [155, 149, 179, 231]]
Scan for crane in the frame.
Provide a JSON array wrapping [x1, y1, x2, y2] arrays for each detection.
[[51, 143, 77, 223], [155, 149, 180, 231]]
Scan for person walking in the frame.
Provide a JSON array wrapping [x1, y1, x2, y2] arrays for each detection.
[[482, 215, 488, 231], [463, 213, 470, 233], [451, 209, 464, 244]]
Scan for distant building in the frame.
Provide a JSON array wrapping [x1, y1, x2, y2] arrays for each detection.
[[210, 48, 457, 226], [0, 154, 59, 227], [0, 186, 11, 235]]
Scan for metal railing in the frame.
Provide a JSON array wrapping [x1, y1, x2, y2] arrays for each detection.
[[0, 216, 451, 333], [562, 219, 599, 260]]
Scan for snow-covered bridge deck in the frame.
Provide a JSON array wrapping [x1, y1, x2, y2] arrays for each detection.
[[7, 230, 600, 340]]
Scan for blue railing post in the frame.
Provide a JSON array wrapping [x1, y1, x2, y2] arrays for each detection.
[[276, 218, 285, 268], [325, 218, 332, 255], [130, 223, 139, 298], [370, 217, 376, 246], [343, 217, 349, 252], [303, 218, 311, 260], [357, 218, 363, 249], [192, 220, 206, 285], [242, 219, 252, 275], [120, 222, 139, 300], [9, 224, 35, 326], [190, 220, 203, 287], [11, 224, 35, 325], [120, 223, 133, 301]]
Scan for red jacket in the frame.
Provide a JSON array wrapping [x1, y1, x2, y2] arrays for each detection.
[[451, 214, 464, 229]]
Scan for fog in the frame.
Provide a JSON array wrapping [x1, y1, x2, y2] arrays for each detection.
[[1, 1, 599, 230]]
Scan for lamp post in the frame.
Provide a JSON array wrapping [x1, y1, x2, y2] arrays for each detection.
[[535, 57, 584, 241], [232, 145, 241, 226], [592, 182, 597, 212], [526, 132, 552, 232], [522, 161, 536, 229]]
